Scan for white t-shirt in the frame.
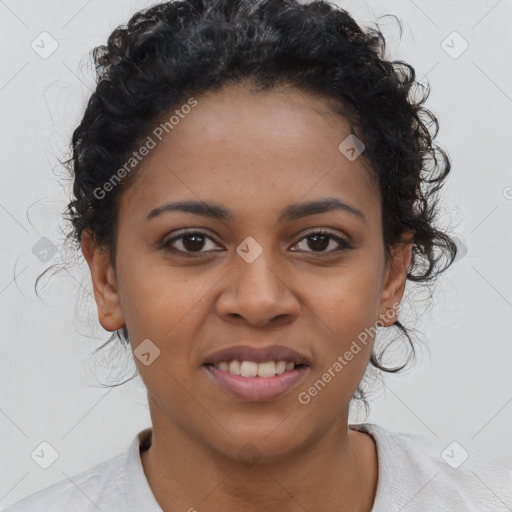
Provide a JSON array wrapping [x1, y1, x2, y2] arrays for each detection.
[[4, 423, 512, 511]]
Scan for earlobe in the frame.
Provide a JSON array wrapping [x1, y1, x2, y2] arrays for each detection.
[[81, 229, 125, 332]]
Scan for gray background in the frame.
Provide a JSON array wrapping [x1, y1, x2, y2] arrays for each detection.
[[1, 0, 511, 507]]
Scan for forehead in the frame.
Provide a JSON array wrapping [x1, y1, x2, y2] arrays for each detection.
[[118, 83, 380, 225]]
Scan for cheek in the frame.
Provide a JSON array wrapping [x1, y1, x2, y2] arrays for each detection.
[[305, 260, 383, 333], [116, 250, 213, 341], [116, 259, 211, 414], [295, 270, 380, 414], [116, 260, 230, 413], [299, 256, 384, 384]]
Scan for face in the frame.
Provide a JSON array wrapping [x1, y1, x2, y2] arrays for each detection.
[[82, 82, 411, 461]]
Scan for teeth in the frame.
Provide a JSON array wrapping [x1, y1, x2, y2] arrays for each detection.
[[228, 360, 241, 375], [241, 361, 258, 377], [275, 361, 286, 374], [257, 361, 276, 378], [215, 360, 297, 377]]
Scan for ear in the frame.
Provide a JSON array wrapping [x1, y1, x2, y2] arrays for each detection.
[[81, 229, 125, 332], [378, 233, 413, 327]]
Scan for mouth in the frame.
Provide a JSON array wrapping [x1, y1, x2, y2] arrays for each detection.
[[201, 345, 311, 401]]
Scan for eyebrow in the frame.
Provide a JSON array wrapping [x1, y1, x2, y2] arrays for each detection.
[[145, 197, 366, 224]]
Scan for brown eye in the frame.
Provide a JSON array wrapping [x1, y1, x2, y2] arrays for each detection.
[[162, 230, 222, 256], [291, 230, 351, 255], [161, 229, 351, 258]]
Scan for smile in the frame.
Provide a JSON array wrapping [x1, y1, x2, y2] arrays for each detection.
[[203, 361, 309, 401]]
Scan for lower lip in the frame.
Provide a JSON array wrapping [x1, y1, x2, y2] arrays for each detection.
[[203, 364, 309, 402]]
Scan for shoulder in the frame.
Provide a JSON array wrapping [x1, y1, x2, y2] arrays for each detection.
[[3, 453, 128, 512], [351, 423, 512, 512], [4, 428, 155, 512]]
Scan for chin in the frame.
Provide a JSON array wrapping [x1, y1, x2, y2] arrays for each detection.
[[203, 420, 313, 464]]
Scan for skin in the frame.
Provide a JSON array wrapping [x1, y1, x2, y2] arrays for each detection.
[[82, 82, 412, 512]]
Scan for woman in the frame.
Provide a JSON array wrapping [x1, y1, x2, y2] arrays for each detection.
[[8, 0, 512, 510]]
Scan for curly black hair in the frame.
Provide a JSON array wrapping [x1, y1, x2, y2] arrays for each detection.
[[36, 0, 457, 402]]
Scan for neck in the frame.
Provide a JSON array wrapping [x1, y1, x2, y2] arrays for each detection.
[[140, 401, 378, 512]]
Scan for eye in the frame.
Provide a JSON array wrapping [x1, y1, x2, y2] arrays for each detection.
[[161, 230, 223, 256], [290, 230, 352, 255], [161, 228, 352, 258]]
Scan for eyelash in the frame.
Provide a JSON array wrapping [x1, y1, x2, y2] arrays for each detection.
[[161, 229, 352, 257]]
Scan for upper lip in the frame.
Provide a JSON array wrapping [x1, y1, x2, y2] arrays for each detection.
[[202, 344, 310, 366]]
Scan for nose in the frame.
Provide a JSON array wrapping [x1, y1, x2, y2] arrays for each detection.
[[216, 247, 301, 328]]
